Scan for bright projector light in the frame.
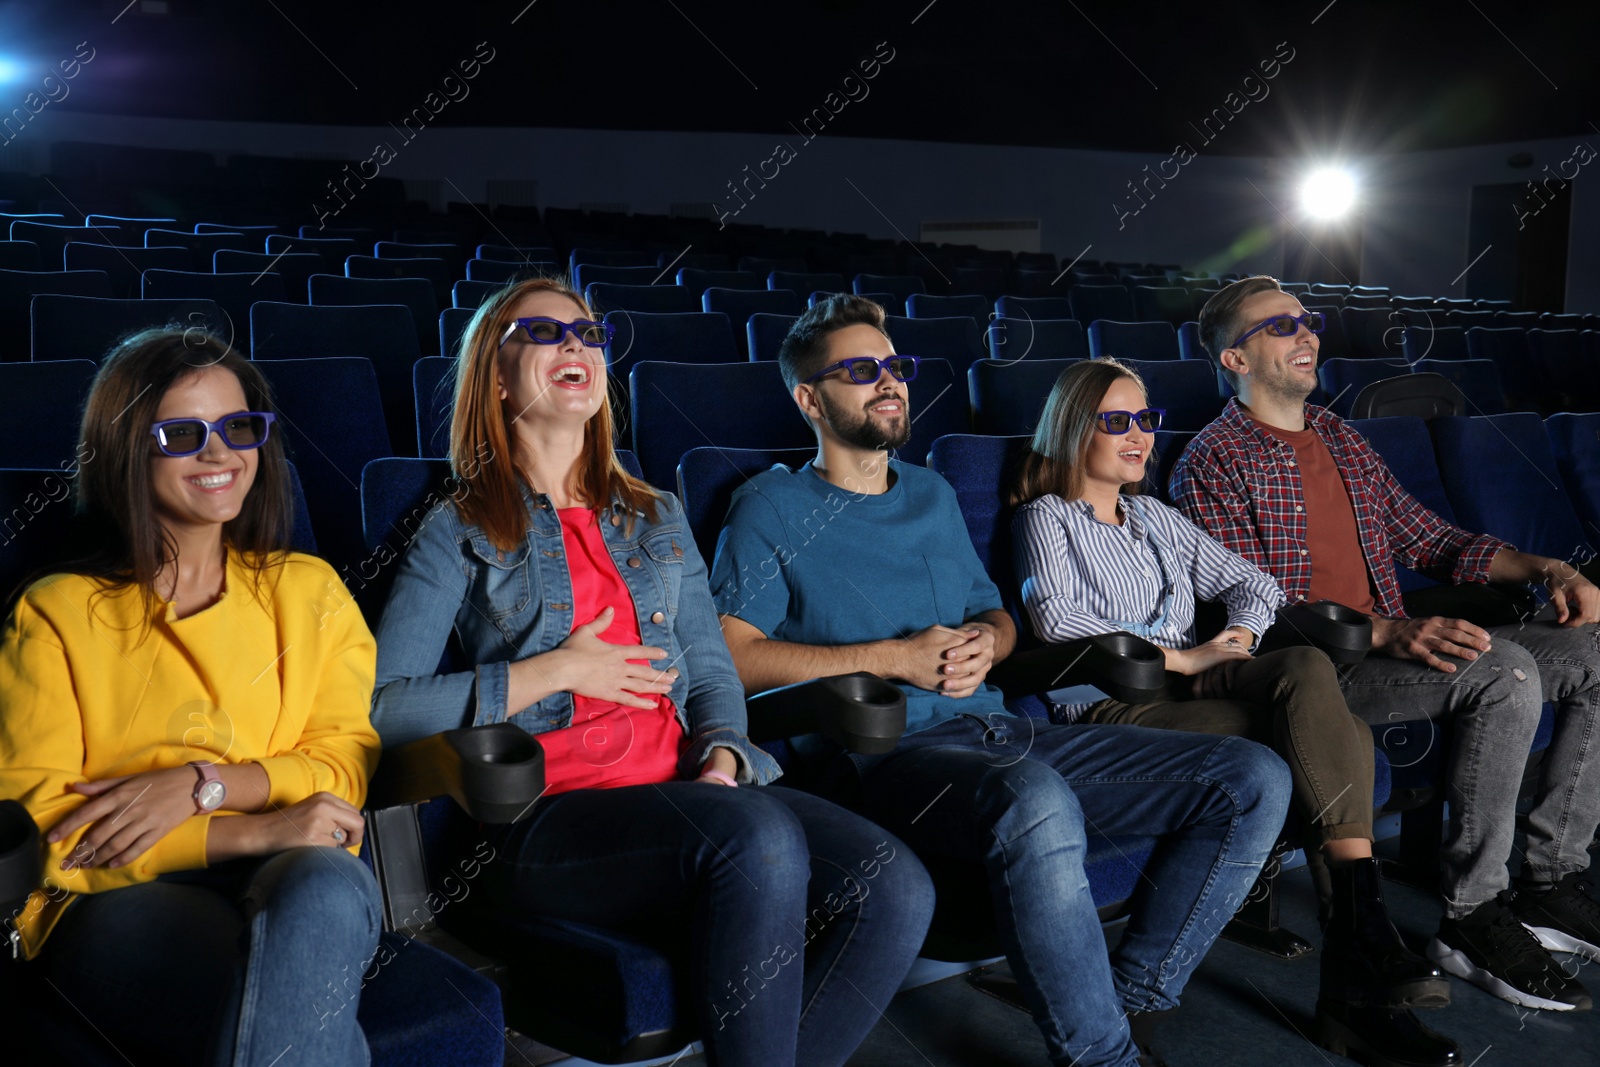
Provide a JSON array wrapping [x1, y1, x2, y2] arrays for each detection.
[[1301, 168, 1356, 219], [0, 57, 25, 86]]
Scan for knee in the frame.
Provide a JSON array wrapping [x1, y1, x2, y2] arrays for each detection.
[[971, 761, 1086, 850], [1274, 645, 1340, 691], [252, 848, 381, 945], [700, 789, 810, 881], [1208, 735, 1292, 820], [1473, 640, 1543, 716]]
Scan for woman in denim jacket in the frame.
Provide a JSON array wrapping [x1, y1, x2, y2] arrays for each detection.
[[370, 278, 932, 1067]]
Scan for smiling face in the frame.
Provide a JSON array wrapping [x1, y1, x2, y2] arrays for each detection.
[[1083, 376, 1153, 496], [495, 289, 607, 431], [148, 366, 259, 539], [1225, 288, 1320, 405], [804, 323, 913, 451]]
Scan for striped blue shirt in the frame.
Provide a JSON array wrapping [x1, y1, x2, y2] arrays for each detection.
[[1013, 493, 1286, 721]]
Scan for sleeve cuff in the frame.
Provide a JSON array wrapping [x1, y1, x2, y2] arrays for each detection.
[[252, 754, 309, 808], [1454, 535, 1513, 586], [473, 661, 510, 726]]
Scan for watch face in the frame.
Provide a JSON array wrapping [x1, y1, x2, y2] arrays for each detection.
[[198, 780, 226, 811]]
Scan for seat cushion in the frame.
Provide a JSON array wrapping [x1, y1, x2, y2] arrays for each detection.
[[360, 932, 505, 1067]]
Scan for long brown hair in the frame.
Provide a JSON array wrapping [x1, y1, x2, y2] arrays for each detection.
[[71, 329, 293, 623], [450, 276, 659, 550], [1009, 358, 1152, 506]]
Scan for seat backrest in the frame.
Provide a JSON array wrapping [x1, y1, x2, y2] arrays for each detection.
[[949, 266, 1007, 300], [213, 250, 323, 304], [569, 248, 650, 272], [143, 229, 255, 270], [1340, 307, 1406, 359], [677, 268, 763, 293], [907, 293, 988, 326], [452, 279, 499, 310], [63, 244, 193, 302], [629, 360, 811, 489], [967, 357, 1080, 436], [987, 316, 1088, 362], [0, 241, 41, 271], [440, 307, 474, 361], [770, 271, 844, 295], [1129, 285, 1193, 328], [1069, 284, 1133, 325], [346, 254, 454, 308], [264, 234, 360, 271], [0, 361, 98, 468], [747, 313, 800, 362], [466, 258, 557, 283], [32, 295, 227, 363], [251, 301, 422, 458], [375, 240, 467, 273], [0, 269, 113, 362], [1527, 328, 1591, 408], [994, 295, 1073, 321], [882, 315, 986, 374], [605, 311, 738, 371], [1120, 359, 1224, 431], [255, 357, 395, 570], [1545, 413, 1600, 545], [586, 283, 699, 316], [572, 264, 659, 291], [308, 274, 440, 357], [1148, 430, 1196, 505], [478, 243, 557, 262], [1464, 327, 1544, 410], [413, 357, 456, 459], [1431, 413, 1593, 564], [1316, 358, 1408, 418], [9, 222, 119, 265], [0, 466, 82, 601], [1087, 320, 1179, 361], [1348, 371, 1465, 421], [676, 445, 819, 562], [1409, 359, 1506, 416], [853, 274, 925, 300], [140, 270, 287, 353], [924, 434, 1034, 635], [1347, 415, 1456, 592], [1401, 324, 1469, 363]]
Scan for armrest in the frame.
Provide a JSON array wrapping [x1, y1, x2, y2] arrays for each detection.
[[989, 632, 1166, 704], [0, 799, 41, 909], [367, 723, 546, 825], [746, 672, 907, 755], [1258, 600, 1373, 664], [1401, 582, 1540, 629]]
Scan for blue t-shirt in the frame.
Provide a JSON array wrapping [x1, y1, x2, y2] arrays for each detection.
[[709, 458, 1008, 733]]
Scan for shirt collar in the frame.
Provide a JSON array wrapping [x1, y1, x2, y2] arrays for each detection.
[[1068, 495, 1148, 539]]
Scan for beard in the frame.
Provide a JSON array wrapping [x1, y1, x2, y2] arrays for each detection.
[[817, 388, 912, 451]]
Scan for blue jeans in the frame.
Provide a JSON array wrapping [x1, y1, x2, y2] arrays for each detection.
[[478, 781, 934, 1067], [36, 847, 382, 1067], [821, 715, 1290, 1067]]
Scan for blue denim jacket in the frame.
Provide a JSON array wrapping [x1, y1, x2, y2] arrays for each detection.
[[370, 487, 782, 785]]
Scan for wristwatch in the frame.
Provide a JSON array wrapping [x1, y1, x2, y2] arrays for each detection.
[[187, 761, 226, 813]]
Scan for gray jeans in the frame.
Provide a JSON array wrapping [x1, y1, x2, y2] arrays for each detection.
[[1338, 619, 1600, 919]]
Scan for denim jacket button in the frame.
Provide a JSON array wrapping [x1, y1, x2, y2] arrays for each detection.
[[650, 611, 665, 624], [610, 514, 622, 527], [672, 541, 683, 557], [627, 557, 642, 568]]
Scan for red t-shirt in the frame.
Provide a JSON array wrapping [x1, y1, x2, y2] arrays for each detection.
[[537, 508, 686, 795], [1250, 415, 1378, 615]]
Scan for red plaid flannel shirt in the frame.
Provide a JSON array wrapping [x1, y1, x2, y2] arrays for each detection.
[[1169, 399, 1508, 619]]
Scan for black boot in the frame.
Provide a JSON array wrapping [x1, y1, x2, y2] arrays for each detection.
[[1316, 1000, 1462, 1067], [1322, 857, 1452, 1009]]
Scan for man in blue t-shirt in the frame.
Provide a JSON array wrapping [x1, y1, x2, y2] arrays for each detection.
[[709, 295, 1292, 1067]]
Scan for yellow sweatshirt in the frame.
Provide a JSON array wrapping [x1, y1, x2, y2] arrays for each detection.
[[0, 551, 379, 959]]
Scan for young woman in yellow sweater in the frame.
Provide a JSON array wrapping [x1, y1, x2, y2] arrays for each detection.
[[0, 330, 383, 1065]]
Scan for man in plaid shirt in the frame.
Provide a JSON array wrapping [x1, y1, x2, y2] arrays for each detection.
[[1172, 276, 1600, 1018]]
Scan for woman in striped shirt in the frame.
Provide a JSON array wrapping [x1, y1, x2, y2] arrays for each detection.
[[1009, 358, 1460, 1067]]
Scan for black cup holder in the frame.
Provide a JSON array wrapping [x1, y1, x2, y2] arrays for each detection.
[[0, 799, 42, 907], [988, 631, 1167, 704], [747, 672, 908, 755], [369, 723, 546, 824], [1265, 600, 1373, 664]]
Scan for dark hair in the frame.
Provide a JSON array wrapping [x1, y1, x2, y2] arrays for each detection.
[[1009, 358, 1151, 506], [1197, 275, 1284, 390], [450, 276, 659, 551], [776, 294, 890, 391], [67, 329, 293, 625]]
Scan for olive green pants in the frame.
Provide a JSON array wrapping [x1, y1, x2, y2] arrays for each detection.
[[1086, 646, 1375, 847]]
